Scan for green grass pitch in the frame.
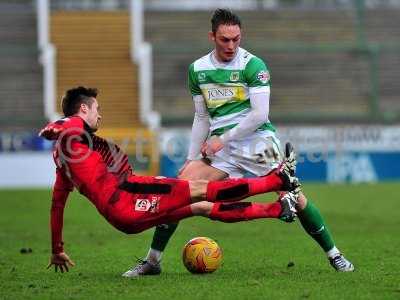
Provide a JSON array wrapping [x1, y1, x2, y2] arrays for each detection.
[[1, 183, 399, 300]]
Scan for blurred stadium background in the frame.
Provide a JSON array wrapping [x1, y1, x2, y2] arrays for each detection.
[[1, 0, 400, 187]]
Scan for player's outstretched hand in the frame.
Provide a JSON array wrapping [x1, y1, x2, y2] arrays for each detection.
[[39, 124, 63, 140], [47, 252, 75, 273]]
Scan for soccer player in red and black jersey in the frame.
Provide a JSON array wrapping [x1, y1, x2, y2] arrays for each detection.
[[40, 86, 300, 273]]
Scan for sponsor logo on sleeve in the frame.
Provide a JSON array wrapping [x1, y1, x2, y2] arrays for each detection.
[[256, 70, 270, 84], [198, 73, 206, 82]]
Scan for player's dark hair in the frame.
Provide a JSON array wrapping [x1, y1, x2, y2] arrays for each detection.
[[61, 86, 98, 117], [211, 8, 241, 34]]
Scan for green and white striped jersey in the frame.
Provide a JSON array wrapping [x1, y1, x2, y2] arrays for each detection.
[[188, 47, 275, 136]]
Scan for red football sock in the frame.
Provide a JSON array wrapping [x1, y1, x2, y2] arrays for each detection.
[[206, 172, 282, 202], [209, 201, 282, 222]]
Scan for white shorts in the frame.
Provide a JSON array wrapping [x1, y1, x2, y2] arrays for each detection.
[[209, 131, 283, 178]]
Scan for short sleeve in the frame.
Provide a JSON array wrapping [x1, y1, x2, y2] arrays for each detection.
[[188, 63, 202, 96], [244, 56, 271, 87]]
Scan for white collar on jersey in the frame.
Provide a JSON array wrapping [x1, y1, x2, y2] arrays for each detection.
[[210, 48, 240, 69]]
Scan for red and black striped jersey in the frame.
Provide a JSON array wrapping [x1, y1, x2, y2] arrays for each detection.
[[50, 116, 133, 214], [42, 116, 135, 253], [90, 134, 133, 179]]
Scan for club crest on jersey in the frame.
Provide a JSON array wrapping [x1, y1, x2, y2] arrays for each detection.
[[134, 197, 160, 213], [257, 70, 270, 84], [230, 71, 240, 82], [198, 73, 206, 82], [135, 199, 151, 212]]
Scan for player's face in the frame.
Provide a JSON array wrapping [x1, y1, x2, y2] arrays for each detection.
[[210, 24, 241, 62], [83, 98, 102, 131]]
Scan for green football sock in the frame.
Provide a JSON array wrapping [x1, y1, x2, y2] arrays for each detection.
[[298, 200, 335, 252], [150, 223, 179, 252]]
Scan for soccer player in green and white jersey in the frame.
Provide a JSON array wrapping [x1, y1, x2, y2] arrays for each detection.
[[123, 8, 354, 277]]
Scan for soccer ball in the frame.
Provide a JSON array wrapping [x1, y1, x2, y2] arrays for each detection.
[[182, 237, 223, 274]]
